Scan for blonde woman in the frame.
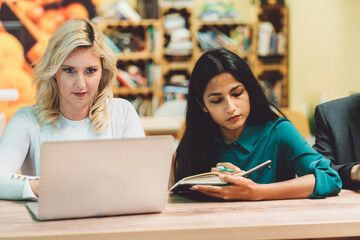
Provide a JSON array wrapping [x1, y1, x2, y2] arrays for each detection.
[[0, 18, 145, 200]]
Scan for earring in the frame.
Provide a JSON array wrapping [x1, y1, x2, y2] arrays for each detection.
[[202, 107, 208, 113]]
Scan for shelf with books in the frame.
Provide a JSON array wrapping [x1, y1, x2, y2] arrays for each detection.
[[193, 20, 252, 59], [95, 1, 289, 113], [190, 2, 288, 107], [101, 21, 161, 55], [115, 59, 161, 90], [97, 18, 163, 116], [158, 5, 195, 105], [252, 2, 288, 107], [160, 6, 195, 71]]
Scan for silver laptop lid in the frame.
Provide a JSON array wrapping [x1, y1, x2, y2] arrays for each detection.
[[37, 135, 173, 220]]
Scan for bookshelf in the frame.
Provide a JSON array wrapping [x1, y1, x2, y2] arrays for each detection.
[[96, 1, 289, 115], [98, 19, 163, 116], [252, 3, 288, 107], [192, 19, 252, 68], [159, 6, 195, 102], [191, 2, 288, 107]]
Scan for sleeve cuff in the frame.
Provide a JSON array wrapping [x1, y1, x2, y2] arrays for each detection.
[[307, 159, 342, 199]]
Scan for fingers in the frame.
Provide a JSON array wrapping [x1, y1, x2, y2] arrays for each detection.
[[211, 167, 221, 173], [190, 177, 257, 201], [215, 162, 241, 172], [190, 185, 221, 192], [219, 174, 246, 185], [190, 185, 224, 198]]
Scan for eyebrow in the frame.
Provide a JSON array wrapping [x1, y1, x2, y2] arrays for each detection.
[[207, 84, 243, 98], [61, 65, 100, 68]]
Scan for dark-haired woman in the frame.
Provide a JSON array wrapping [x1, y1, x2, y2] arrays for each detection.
[[174, 48, 341, 200]]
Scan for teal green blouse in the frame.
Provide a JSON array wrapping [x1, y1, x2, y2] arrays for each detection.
[[215, 118, 342, 199]]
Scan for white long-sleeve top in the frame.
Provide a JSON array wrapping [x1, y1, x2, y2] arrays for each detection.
[[0, 98, 145, 200]]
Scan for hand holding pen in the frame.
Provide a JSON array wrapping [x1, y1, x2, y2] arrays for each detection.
[[191, 160, 272, 200], [212, 162, 243, 175]]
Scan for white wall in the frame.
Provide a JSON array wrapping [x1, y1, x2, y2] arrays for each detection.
[[287, 0, 360, 113]]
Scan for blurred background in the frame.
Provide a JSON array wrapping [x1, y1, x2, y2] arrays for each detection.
[[0, 0, 359, 140]]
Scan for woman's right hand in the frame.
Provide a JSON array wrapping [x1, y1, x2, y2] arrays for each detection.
[[29, 179, 39, 197], [190, 174, 260, 200], [211, 162, 243, 175]]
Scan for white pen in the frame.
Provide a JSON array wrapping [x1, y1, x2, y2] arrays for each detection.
[[234, 160, 272, 177]]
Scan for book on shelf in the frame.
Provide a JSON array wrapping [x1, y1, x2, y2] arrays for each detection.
[[276, 32, 286, 55], [146, 25, 161, 53], [127, 65, 147, 85], [131, 96, 152, 116], [168, 28, 191, 42], [259, 70, 283, 106], [257, 22, 273, 56], [258, 22, 285, 57], [110, 32, 145, 53], [213, 28, 233, 47], [199, 1, 241, 22], [169, 74, 189, 86], [161, 0, 194, 8], [116, 69, 136, 89], [146, 25, 155, 52], [197, 26, 250, 52], [171, 160, 272, 193], [163, 85, 188, 101], [197, 31, 223, 51], [163, 13, 186, 30], [230, 25, 251, 53], [137, 0, 158, 19], [145, 62, 161, 87], [166, 41, 193, 51], [94, 4, 128, 21], [260, 79, 283, 107], [103, 33, 122, 54], [163, 12, 193, 56], [116, 0, 141, 23]]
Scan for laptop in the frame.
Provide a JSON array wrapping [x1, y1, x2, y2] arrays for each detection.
[[27, 135, 174, 221]]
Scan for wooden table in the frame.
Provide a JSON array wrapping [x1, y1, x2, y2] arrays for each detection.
[[1, 190, 360, 240]]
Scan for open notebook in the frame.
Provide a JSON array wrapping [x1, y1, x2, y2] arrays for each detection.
[[27, 135, 173, 221]]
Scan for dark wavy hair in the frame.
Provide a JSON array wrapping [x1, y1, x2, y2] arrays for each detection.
[[174, 48, 283, 181]]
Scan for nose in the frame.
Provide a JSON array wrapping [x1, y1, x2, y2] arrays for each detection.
[[225, 97, 236, 114], [75, 73, 86, 90]]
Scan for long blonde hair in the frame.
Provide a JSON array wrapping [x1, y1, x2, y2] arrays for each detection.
[[32, 18, 117, 133]]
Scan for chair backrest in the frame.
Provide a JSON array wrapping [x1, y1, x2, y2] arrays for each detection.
[[0, 113, 5, 138], [280, 108, 310, 139]]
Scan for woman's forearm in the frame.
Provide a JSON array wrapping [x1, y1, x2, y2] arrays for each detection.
[[254, 174, 316, 200]]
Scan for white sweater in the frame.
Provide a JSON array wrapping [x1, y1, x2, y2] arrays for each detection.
[[0, 98, 145, 200]]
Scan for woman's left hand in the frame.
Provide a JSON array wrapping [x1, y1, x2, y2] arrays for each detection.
[[190, 174, 260, 201]]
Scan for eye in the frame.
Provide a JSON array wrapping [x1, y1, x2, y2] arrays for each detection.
[[233, 90, 244, 97], [63, 67, 74, 73], [86, 68, 98, 74], [210, 98, 222, 104]]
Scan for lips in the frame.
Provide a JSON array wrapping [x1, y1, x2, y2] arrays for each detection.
[[73, 92, 86, 97], [227, 115, 240, 122]]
